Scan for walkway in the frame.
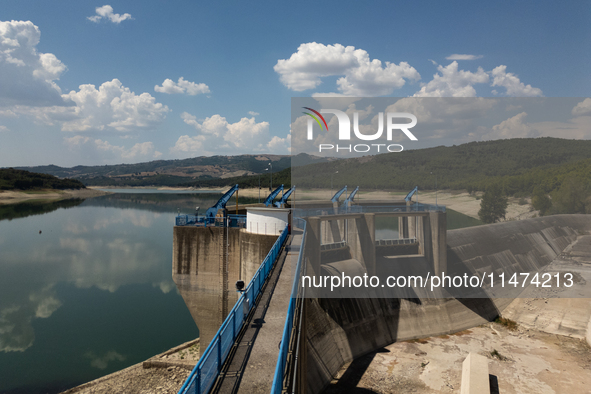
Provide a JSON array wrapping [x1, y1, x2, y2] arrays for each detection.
[[210, 230, 302, 394]]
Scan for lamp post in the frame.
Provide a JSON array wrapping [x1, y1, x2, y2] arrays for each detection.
[[268, 162, 273, 190], [260, 169, 268, 203], [431, 172, 438, 208], [330, 171, 338, 199]]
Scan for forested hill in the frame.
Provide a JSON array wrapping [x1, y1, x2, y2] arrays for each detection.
[[8, 138, 591, 195], [10, 153, 333, 187], [0, 169, 85, 190], [13, 154, 294, 181], [292, 137, 591, 194]]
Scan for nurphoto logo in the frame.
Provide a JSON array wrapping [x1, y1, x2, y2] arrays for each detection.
[[303, 107, 418, 153]]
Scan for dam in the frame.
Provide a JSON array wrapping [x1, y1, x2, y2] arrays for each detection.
[[172, 190, 591, 394]]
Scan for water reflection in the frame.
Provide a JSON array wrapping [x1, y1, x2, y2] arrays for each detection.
[[0, 199, 83, 222], [0, 192, 244, 393]]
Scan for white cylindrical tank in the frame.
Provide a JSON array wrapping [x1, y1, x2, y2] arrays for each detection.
[[246, 207, 289, 235]]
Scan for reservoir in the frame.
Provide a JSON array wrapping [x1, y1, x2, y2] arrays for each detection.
[[0, 191, 479, 393]]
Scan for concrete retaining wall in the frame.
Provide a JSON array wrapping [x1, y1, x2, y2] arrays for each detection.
[[306, 214, 591, 394], [172, 226, 277, 348]]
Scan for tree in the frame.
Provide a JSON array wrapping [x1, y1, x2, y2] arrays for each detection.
[[531, 187, 552, 216], [478, 184, 508, 223], [551, 177, 588, 214]]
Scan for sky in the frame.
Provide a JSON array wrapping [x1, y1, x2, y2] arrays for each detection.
[[0, 0, 589, 167]]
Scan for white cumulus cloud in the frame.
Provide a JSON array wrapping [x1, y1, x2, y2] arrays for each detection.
[[483, 112, 538, 140], [64, 135, 90, 148], [59, 79, 169, 132], [413, 61, 489, 97], [274, 42, 420, 96], [154, 77, 210, 95], [445, 54, 483, 60], [94, 139, 162, 159], [0, 20, 68, 106], [88, 5, 133, 24], [572, 98, 591, 116], [64, 136, 161, 159], [173, 112, 288, 155], [491, 65, 543, 97]]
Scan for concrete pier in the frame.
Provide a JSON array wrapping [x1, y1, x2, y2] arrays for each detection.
[[460, 353, 490, 394], [172, 226, 278, 348]]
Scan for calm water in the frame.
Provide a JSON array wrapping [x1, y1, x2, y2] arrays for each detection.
[[0, 191, 248, 394]]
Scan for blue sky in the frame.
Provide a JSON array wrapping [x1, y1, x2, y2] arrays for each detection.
[[0, 0, 589, 167]]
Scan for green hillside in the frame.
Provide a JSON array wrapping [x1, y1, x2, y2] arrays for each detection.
[[0, 169, 85, 190], [292, 137, 591, 194]]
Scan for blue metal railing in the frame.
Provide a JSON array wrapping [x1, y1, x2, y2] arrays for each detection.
[[178, 224, 288, 394], [271, 217, 307, 393], [175, 214, 246, 228]]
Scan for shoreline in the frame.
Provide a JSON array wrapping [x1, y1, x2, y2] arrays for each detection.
[[0, 188, 111, 205], [0, 185, 536, 221], [92, 186, 536, 221]]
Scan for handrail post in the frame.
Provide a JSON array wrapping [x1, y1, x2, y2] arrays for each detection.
[[217, 338, 222, 373]]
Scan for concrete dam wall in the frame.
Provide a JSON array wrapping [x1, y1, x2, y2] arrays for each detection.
[[172, 226, 278, 348], [306, 214, 591, 394]]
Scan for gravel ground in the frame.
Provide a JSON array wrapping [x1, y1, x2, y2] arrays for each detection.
[[62, 364, 191, 394], [61, 340, 200, 394], [324, 323, 591, 394]]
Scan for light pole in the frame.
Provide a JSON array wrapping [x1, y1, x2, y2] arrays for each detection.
[[330, 171, 338, 198], [268, 162, 273, 191], [260, 169, 268, 203], [431, 172, 438, 208]]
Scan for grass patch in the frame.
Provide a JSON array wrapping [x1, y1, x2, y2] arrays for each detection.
[[494, 317, 518, 331], [451, 329, 472, 336], [406, 338, 429, 344], [490, 349, 508, 361]]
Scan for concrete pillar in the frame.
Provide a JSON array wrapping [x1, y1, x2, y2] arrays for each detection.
[[461, 353, 490, 394], [430, 211, 447, 275], [418, 214, 433, 267], [408, 215, 417, 239], [347, 216, 361, 264], [329, 220, 342, 243], [307, 217, 322, 276], [357, 213, 376, 275], [398, 217, 409, 239], [406, 201, 415, 239]]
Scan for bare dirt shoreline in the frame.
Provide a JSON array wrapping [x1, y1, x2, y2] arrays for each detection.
[[0, 188, 110, 205], [103, 186, 536, 221]]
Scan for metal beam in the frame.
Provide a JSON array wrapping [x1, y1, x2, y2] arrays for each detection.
[[205, 184, 239, 222], [274, 185, 295, 208], [404, 186, 418, 202], [331, 185, 347, 204], [264, 184, 284, 207]]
